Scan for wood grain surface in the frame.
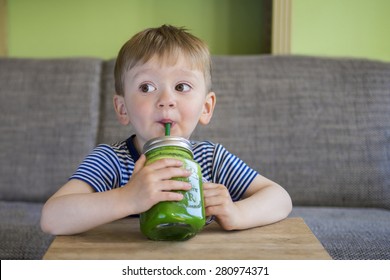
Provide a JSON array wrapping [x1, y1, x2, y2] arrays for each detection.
[[43, 217, 331, 260]]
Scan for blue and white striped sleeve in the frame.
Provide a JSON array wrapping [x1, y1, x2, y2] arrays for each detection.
[[69, 144, 122, 192], [212, 144, 258, 201]]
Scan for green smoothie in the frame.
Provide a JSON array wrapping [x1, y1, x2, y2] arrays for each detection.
[[140, 137, 206, 241]]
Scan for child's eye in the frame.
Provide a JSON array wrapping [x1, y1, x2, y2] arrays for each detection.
[[139, 83, 156, 93], [175, 83, 191, 92]]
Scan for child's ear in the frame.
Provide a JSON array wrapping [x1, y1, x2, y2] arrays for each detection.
[[199, 91, 216, 125], [113, 95, 130, 125]]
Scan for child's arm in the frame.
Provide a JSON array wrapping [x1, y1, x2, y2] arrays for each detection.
[[40, 155, 191, 235], [203, 175, 292, 230]]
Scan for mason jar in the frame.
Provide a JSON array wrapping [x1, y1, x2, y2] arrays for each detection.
[[139, 136, 206, 241]]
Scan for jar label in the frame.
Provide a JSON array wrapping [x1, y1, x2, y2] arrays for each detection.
[[184, 160, 203, 216]]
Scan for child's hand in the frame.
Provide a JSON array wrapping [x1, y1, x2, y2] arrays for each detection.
[[203, 182, 241, 230], [123, 154, 192, 214]]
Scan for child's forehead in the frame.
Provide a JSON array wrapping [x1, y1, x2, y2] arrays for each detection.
[[133, 51, 204, 72], [127, 57, 203, 80]]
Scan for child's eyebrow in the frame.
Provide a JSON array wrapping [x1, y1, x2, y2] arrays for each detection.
[[129, 68, 155, 80], [175, 68, 200, 76]]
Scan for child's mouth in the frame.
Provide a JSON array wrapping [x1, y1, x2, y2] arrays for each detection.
[[158, 120, 175, 134], [159, 119, 174, 126]]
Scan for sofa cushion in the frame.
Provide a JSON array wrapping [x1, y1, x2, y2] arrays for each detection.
[[0, 201, 54, 259], [291, 206, 390, 260], [97, 59, 136, 144], [0, 58, 102, 202], [99, 56, 390, 209], [192, 55, 390, 209]]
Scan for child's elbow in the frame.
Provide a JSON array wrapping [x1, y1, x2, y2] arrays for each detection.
[[273, 185, 292, 221], [40, 218, 52, 235], [281, 188, 293, 218], [40, 214, 52, 235], [40, 205, 58, 235]]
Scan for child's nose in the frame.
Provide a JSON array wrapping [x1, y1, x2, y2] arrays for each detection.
[[157, 90, 176, 109]]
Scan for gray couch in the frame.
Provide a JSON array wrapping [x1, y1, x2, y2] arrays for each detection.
[[1, 55, 389, 260]]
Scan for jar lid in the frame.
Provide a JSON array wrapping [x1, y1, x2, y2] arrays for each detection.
[[143, 136, 193, 155]]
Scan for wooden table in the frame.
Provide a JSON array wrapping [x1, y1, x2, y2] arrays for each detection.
[[43, 217, 331, 260]]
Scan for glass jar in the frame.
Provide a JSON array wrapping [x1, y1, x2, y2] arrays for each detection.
[[139, 136, 206, 241]]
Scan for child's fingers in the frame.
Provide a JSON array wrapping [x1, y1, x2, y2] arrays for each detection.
[[149, 182, 190, 203], [152, 167, 192, 181], [159, 180, 192, 192], [205, 195, 226, 206], [147, 158, 184, 170], [158, 191, 185, 202], [135, 157, 184, 175], [202, 182, 215, 189], [203, 183, 229, 198]]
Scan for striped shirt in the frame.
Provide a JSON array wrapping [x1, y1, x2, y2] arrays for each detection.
[[70, 135, 258, 202]]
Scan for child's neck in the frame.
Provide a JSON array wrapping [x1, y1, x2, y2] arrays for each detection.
[[132, 135, 143, 155]]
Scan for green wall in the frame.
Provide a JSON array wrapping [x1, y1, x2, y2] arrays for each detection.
[[8, 0, 269, 59], [291, 0, 390, 62]]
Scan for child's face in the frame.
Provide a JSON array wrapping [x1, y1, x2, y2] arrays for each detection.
[[114, 53, 215, 150]]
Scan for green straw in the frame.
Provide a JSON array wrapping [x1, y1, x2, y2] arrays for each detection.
[[165, 123, 171, 136]]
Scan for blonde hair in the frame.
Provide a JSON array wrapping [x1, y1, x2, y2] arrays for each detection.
[[114, 25, 212, 96]]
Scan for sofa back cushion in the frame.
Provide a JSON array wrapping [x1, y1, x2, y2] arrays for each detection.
[[0, 58, 102, 202], [192, 55, 390, 209], [97, 60, 135, 145], [99, 56, 390, 209]]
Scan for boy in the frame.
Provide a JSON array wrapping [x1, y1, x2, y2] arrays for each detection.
[[41, 25, 292, 235]]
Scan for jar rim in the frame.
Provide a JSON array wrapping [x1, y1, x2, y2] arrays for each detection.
[[142, 136, 193, 156]]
